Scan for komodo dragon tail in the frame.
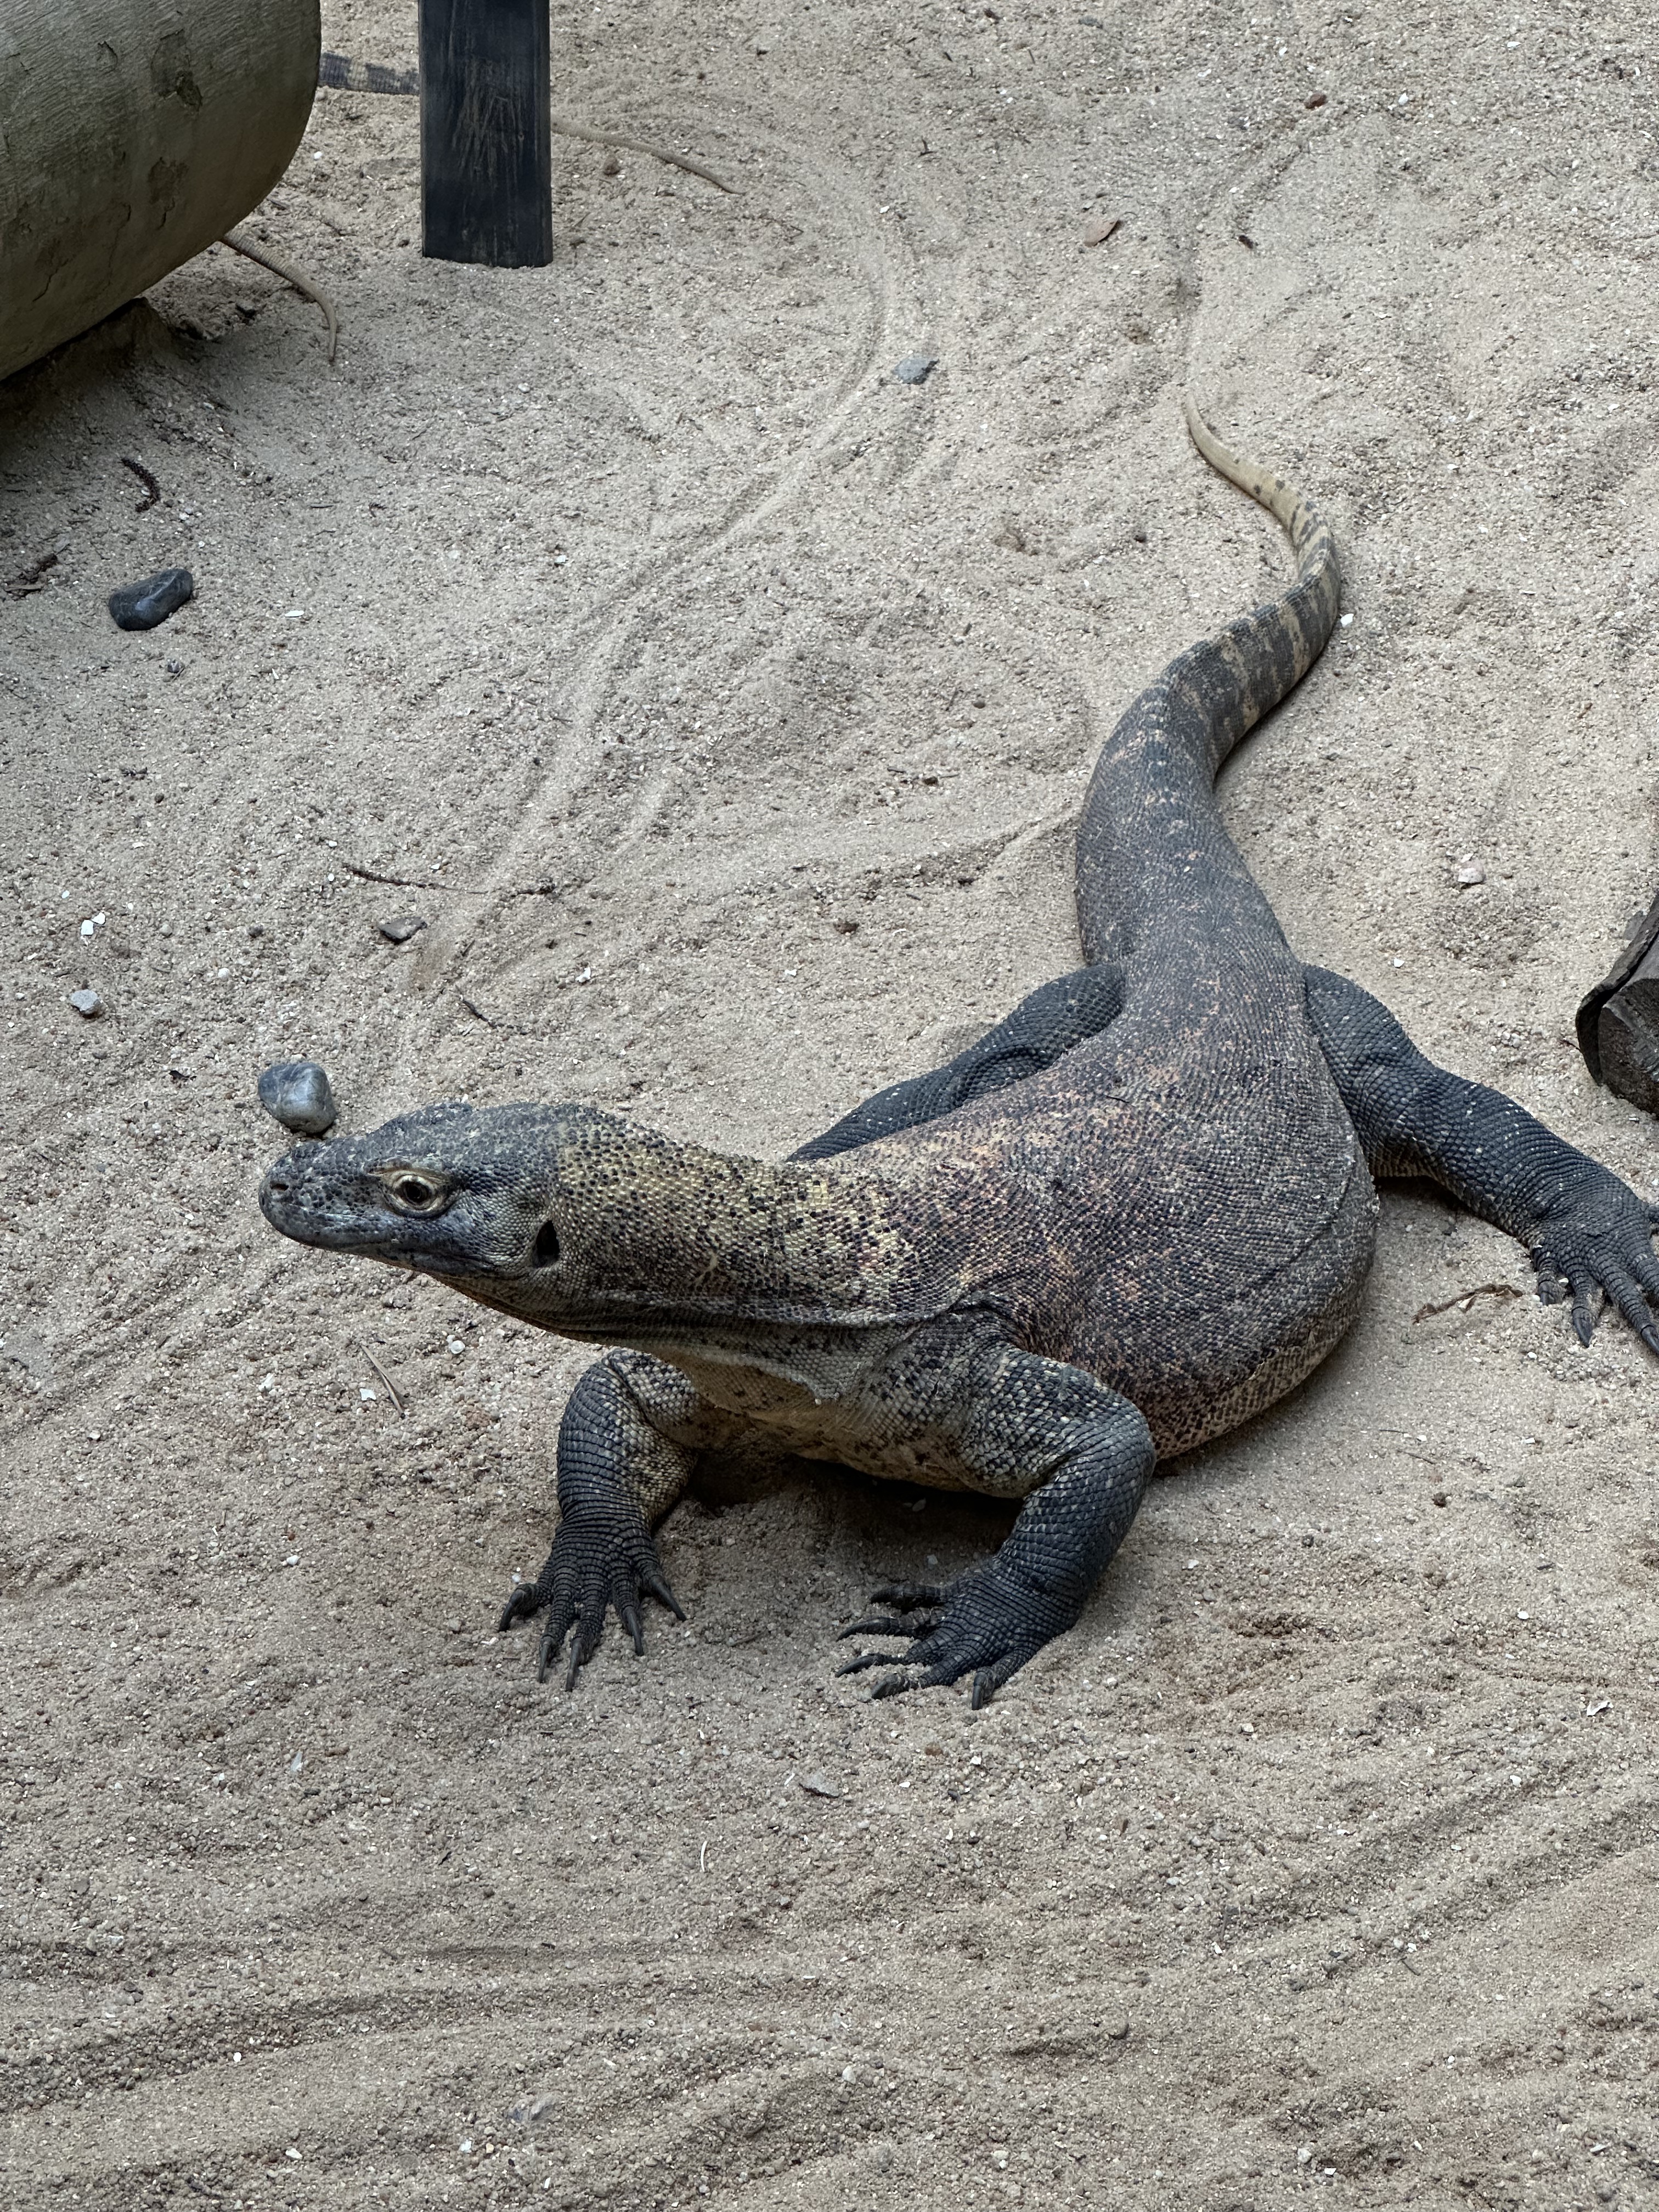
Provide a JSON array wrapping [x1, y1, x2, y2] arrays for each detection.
[[1074, 398, 1342, 965]]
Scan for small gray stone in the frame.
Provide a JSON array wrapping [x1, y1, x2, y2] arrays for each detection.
[[69, 989, 104, 1019], [892, 352, 937, 385], [1454, 863, 1485, 887], [108, 567, 194, 631], [799, 1771, 839, 1798], [378, 915, 427, 944], [258, 1059, 337, 1136]]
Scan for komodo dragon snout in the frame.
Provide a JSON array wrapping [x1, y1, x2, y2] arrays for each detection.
[[260, 1101, 574, 1285]]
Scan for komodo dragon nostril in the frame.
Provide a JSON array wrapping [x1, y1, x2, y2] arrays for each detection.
[[532, 1222, 561, 1267]]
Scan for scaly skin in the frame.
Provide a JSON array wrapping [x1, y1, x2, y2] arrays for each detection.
[[259, 399, 1659, 1706]]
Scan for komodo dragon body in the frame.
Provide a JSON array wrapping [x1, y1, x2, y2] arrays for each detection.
[[260, 402, 1659, 1706]]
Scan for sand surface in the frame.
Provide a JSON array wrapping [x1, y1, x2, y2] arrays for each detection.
[[5, 3, 1659, 2206]]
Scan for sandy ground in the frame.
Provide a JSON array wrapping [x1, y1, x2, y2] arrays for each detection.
[[5, 2, 1659, 2206]]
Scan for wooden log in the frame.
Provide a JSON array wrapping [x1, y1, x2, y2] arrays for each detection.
[[0, 0, 320, 383], [419, 0, 552, 268]]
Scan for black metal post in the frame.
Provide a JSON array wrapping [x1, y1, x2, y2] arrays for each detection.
[[419, 0, 552, 268]]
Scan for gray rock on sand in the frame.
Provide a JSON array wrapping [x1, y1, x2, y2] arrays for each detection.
[[258, 1059, 337, 1136], [109, 567, 194, 631]]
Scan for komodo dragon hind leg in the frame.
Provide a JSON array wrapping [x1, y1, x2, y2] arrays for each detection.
[[498, 1351, 741, 1688], [791, 966, 1124, 1163], [836, 1346, 1154, 1708], [1304, 966, 1659, 1351]]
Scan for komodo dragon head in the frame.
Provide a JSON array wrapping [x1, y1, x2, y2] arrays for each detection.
[[259, 1099, 950, 1347]]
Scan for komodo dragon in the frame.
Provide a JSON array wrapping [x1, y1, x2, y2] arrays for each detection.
[[259, 400, 1659, 1706]]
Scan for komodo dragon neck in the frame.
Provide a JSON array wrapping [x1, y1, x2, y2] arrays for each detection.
[[261, 1101, 959, 1361]]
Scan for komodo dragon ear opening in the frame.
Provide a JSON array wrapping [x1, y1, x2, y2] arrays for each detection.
[[531, 1221, 561, 1267]]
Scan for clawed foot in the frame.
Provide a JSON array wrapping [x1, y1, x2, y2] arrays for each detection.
[[1531, 1175, 1659, 1351], [498, 1504, 684, 1690], [835, 1565, 1077, 1710]]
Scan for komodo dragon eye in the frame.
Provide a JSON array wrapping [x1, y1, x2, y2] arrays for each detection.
[[381, 1171, 449, 1215]]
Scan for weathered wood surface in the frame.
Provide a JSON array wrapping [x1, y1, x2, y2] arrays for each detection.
[[0, 0, 318, 383]]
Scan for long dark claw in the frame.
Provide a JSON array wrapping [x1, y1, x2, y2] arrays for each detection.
[[837, 1609, 941, 1643], [870, 1670, 916, 1700], [640, 1567, 686, 1621], [1598, 1259, 1659, 1352], [871, 1654, 960, 1700], [619, 1599, 646, 1656], [498, 1583, 539, 1632], [533, 1588, 577, 1682], [972, 1649, 1033, 1709], [836, 1649, 902, 1678], [1571, 1277, 1596, 1346]]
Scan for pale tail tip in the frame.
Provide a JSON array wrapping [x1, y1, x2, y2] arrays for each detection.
[[1182, 392, 1229, 468]]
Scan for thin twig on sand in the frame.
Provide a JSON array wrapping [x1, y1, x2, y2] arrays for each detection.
[[360, 1343, 405, 1413], [552, 118, 733, 193], [219, 233, 340, 362], [120, 457, 161, 511], [1412, 1282, 1522, 1323], [342, 857, 453, 892]]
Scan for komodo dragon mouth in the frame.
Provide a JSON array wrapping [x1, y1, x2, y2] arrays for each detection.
[[256, 398, 1659, 1709]]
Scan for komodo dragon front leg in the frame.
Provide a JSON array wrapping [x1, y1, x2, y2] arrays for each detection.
[[498, 1350, 743, 1686], [498, 966, 1127, 1686], [834, 1340, 1154, 1708], [1305, 967, 1659, 1347]]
